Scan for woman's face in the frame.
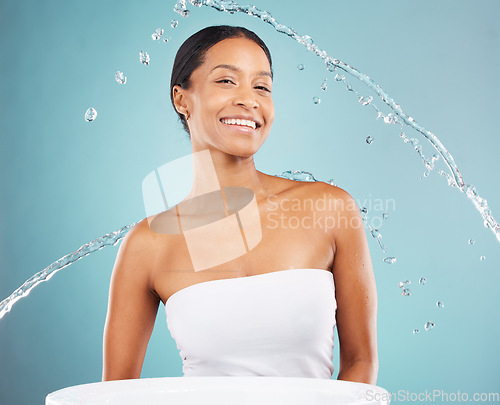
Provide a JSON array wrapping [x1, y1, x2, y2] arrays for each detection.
[[175, 36, 275, 157]]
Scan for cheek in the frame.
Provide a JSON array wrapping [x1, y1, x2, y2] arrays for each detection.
[[265, 99, 275, 122]]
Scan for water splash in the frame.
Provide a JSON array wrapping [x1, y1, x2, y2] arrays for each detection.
[[0, 223, 138, 320], [173, 0, 500, 242], [359, 95, 373, 106]]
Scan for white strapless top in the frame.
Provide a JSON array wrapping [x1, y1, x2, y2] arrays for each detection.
[[165, 268, 336, 379]]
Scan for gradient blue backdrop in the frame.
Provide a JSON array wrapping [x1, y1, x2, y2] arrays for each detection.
[[1, 1, 499, 404]]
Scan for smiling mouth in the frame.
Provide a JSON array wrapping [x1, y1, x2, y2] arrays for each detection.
[[220, 118, 260, 130]]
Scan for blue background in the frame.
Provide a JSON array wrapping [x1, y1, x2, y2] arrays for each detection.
[[1, 0, 499, 404]]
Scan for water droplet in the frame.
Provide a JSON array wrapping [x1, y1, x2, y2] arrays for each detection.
[[413, 329, 420, 335], [163, 37, 169, 43], [398, 282, 404, 288], [151, 28, 164, 40], [419, 277, 426, 285], [171, 20, 178, 28], [383, 113, 396, 124], [382, 212, 389, 219], [297, 64, 305, 71], [480, 255, 486, 261], [326, 58, 337, 72], [321, 80, 328, 91], [424, 321, 435, 331], [468, 239, 475, 245], [346, 84, 353, 91], [366, 136, 374, 144], [300, 35, 314, 47], [335, 73, 345, 81], [84, 107, 97, 122], [313, 97, 321, 105], [404, 279, 411, 285], [360, 207, 368, 215], [359, 95, 373, 106], [402, 288, 411, 296], [384, 257, 396, 264], [180, 9, 190, 17], [190, 0, 203, 6], [115, 71, 127, 85], [139, 51, 150, 65], [173, 2, 185, 15], [436, 301, 445, 309]]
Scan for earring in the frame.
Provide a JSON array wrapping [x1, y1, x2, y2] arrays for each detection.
[[185, 110, 190, 120]]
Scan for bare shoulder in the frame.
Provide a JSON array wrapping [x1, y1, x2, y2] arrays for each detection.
[[113, 217, 163, 281], [260, 172, 358, 212], [314, 182, 360, 213], [286, 177, 356, 209], [312, 182, 364, 231], [120, 217, 157, 252], [296, 182, 364, 243]]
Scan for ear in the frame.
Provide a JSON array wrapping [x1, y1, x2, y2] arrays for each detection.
[[172, 85, 190, 117]]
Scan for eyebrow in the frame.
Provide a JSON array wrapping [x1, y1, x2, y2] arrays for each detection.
[[210, 64, 273, 79]]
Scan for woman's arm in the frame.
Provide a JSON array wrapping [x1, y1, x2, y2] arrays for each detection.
[[330, 188, 378, 385], [102, 219, 160, 381]]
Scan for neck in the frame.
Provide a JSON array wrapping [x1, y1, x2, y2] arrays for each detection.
[[187, 148, 270, 202]]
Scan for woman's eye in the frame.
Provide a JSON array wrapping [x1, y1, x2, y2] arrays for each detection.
[[255, 86, 271, 93], [217, 79, 234, 84]]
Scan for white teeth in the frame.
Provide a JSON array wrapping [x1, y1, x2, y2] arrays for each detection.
[[221, 118, 257, 129]]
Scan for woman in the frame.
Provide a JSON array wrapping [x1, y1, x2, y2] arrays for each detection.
[[102, 25, 378, 384]]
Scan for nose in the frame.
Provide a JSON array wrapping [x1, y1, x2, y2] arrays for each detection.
[[233, 84, 259, 109]]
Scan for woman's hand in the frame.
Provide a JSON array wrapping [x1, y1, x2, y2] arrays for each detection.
[[102, 219, 160, 381]]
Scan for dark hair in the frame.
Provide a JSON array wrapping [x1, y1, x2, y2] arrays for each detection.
[[170, 25, 273, 138]]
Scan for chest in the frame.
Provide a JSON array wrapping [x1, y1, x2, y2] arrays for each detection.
[[150, 203, 335, 304]]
